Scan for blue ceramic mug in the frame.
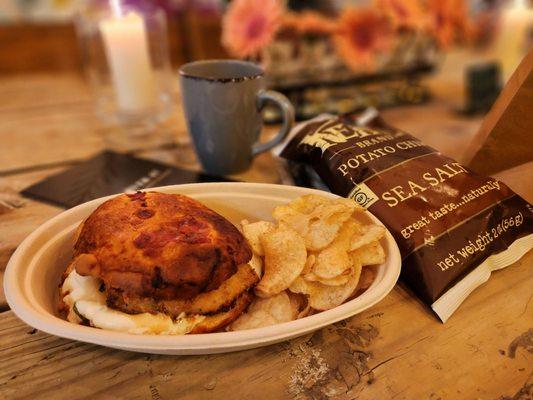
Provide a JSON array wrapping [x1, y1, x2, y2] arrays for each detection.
[[179, 60, 294, 175]]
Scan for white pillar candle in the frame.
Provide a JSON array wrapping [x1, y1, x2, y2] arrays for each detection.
[[494, 0, 533, 81], [100, 10, 157, 113]]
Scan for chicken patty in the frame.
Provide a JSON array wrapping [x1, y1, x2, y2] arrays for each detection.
[[106, 263, 259, 317]]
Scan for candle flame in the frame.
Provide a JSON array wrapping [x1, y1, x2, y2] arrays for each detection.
[[110, 0, 123, 18]]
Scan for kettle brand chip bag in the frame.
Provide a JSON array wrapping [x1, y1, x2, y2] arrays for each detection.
[[279, 112, 533, 321]]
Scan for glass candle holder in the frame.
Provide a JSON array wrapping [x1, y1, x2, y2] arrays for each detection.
[[75, 0, 175, 149]]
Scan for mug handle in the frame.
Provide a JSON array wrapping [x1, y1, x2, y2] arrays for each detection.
[[252, 90, 295, 156]]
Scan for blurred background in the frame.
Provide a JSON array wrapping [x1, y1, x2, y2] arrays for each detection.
[[0, 0, 531, 173], [0, 0, 530, 110]]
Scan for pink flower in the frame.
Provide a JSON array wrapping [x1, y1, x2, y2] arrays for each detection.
[[222, 0, 284, 58]]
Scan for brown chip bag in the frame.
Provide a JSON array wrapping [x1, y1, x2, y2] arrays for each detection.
[[280, 112, 533, 321]]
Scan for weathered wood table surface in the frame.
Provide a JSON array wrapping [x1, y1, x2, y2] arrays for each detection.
[[0, 73, 531, 400]]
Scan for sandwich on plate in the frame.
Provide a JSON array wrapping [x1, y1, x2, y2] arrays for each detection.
[[59, 191, 258, 335]]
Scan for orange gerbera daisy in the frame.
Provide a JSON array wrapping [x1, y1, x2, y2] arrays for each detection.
[[295, 11, 338, 36], [374, 0, 426, 31], [222, 0, 284, 58], [334, 7, 394, 70], [426, 0, 472, 48], [281, 11, 300, 33], [451, 0, 474, 42]]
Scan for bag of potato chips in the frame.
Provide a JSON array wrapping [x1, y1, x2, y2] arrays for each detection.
[[279, 110, 533, 321]]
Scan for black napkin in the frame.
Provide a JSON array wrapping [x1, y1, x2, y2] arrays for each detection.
[[21, 151, 232, 209]]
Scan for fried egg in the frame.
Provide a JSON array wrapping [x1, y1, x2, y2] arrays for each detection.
[[61, 270, 205, 335]]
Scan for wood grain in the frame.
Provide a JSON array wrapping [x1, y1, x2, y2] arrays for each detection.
[[0, 168, 64, 268], [0, 71, 532, 400], [0, 24, 81, 74], [0, 18, 188, 74], [182, 10, 229, 61], [0, 74, 91, 112], [0, 251, 530, 400], [0, 76, 190, 174], [381, 102, 484, 164]]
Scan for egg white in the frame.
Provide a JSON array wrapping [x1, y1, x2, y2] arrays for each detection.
[[61, 270, 205, 335]]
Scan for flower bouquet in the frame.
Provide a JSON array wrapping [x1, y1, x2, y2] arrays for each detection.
[[221, 0, 475, 121]]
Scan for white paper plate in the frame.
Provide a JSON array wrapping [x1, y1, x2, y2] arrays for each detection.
[[4, 183, 401, 355]]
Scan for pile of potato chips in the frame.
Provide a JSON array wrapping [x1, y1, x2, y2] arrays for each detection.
[[231, 194, 386, 331]]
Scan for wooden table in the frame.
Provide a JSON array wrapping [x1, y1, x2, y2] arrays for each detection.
[[0, 73, 531, 400]]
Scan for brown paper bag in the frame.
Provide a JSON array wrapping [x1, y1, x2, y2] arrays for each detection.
[[463, 50, 533, 176]]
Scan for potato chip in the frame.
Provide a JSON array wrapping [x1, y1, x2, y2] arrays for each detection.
[[272, 205, 309, 237], [312, 219, 357, 279], [312, 202, 357, 223], [336, 197, 364, 213], [303, 271, 351, 286], [241, 220, 275, 256], [230, 292, 297, 331], [349, 224, 386, 251], [275, 195, 360, 251], [297, 304, 312, 319], [301, 254, 316, 275], [306, 252, 361, 286], [290, 195, 362, 215], [304, 202, 357, 251], [248, 253, 263, 278], [267, 292, 299, 321], [310, 271, 362, 311], [287, 291, 307, 315], [350, 241, 386, 266], [290, 263, 362, 310], [289, 194, 330, 214], [288, 276, 309, 295], [255, 223, 307, 297], [304, 219, 343, 251]]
